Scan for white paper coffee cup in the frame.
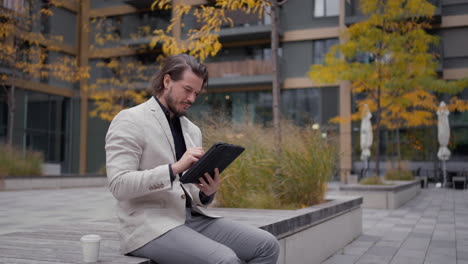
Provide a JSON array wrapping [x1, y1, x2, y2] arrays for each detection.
[[80, 234, 102, 263]]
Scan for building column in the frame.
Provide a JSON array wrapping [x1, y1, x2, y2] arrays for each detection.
[[339, 0, 352, 183], [78, 0, 90, 173]]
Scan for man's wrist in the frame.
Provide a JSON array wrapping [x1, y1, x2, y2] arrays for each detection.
[[200, 191, 215, 205], [172, 162, 181, 175]]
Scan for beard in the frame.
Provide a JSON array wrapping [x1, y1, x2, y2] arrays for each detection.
[[164, 88, 191, 117]]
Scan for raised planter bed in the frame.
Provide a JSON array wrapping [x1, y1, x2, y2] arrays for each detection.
[[0, 174, 107, 191], [208, 196, 363, 264], [339, 180, 420, 209], [0, 196, 362, 264]]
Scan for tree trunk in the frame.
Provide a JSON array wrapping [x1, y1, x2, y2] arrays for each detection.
[[396, 126, 401, 169], [270, 0, 281, 153], [375, 58, 382, 177], [6, 85, 15, 147], [389, 130, 394, 169]]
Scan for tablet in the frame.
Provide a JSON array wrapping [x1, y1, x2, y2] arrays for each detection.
[[180, 142, 245, 184]]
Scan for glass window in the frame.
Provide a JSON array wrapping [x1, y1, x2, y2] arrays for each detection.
[[0, 88, 8, 143], [282, 88, 321, 125], [121, 10, 171, 40], [190, 88, 338, 127], [24, 91, 70, 164], [313, 38, 339, 64], [189, 90, 273, 125], [2, 0, 24, 12], [49, 7, 77, 46], [90, 16, 122, 47], [90, 53, 160, 90], [314, 0, 340, 17]]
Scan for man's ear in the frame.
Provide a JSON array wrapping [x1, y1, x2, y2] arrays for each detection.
[[163, 74, 171, 90]]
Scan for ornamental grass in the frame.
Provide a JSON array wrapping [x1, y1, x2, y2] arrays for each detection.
[[199, 119, 338, 210], [0, 144, 43, 176]]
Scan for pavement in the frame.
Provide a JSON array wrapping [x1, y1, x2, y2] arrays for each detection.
[[0, 185, 467, 264], [323, 186, 468, 264]]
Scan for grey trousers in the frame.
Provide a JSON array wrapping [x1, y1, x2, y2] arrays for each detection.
[[129, 208, 280, 264]]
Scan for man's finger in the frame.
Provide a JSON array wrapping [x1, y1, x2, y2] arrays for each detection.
[[204, 173, 214, 184], [199, 177, 207, 186]]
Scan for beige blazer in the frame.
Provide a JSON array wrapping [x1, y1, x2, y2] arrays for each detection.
[[105, 97, 218, 254]]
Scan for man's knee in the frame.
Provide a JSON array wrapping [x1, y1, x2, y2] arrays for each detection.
[[264, 232, 280, 256], [214, 246, 242, 264]]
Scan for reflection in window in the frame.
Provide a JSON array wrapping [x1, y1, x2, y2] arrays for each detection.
[[313, 38, 339, 64], [314, 0, 339, 17], [24, 91, 69, 164], [189, 91, 273, 125], [1, 0, 24, 13], [190, 88, 338, 127]]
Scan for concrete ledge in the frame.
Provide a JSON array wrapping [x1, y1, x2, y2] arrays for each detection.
[[0, 193, 362, 264], [1, 174, 107, 191], [339, 180, 420, 209], [207, 196, 363, 264]]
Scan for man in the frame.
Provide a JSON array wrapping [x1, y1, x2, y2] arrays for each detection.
[[105, 54, 280, 264]]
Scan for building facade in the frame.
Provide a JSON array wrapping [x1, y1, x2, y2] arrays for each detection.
[[1, 0, 467, 176]]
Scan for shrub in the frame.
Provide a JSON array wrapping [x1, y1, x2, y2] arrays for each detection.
[[199, 120, 338, 209], [359, 176, 385, 185], [385, 169, 414, 181], [0, 145, 43, 176]]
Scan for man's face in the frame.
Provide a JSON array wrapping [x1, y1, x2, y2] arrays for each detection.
[[161, 69, 203, 117]]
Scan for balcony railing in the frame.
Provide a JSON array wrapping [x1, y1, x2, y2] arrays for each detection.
[[206, 59, 273, 78]]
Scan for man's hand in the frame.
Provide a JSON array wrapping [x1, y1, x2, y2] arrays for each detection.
[[196, 168, 220, 196], [172, 147, 204, 175]]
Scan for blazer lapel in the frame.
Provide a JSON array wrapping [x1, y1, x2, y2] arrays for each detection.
[[147, 97, 176, 159], [181, 117, 196, 148]]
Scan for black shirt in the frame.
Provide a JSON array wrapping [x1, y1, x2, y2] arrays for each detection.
[[154, 96, 213, 206]]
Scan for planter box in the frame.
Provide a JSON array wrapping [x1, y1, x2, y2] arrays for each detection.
[[1, 174, 107, 191], [207, 196, 363, 264], [0, 196, 362, 264], [339, 180, 420, 209]]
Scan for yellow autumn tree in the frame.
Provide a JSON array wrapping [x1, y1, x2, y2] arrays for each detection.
[[309, 0, 468, 173], [87, 9, 167, 121], [90, 0, 286, 150], [0, 0, 89, 146], [151, 0, 284, 151]]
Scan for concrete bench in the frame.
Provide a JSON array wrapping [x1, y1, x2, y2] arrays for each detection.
[[453, 176, 467, 190], [0, 196, 362, 264]]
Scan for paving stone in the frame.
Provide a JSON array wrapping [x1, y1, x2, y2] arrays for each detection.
[[322, 254, 360, 264], [394, 249, 427, 259], [374, 240, 403, 248], [390, 256, 423, 264], [408, 232, 432, 239], [401, 237, 430, 251], [424, 253, 456, 264], [355, 254, 392, 264], [458, 250, 468, 261], [366, 246, 398, 257], [343, 246, 370, 256], [428, 239, 456, 248], [356, 235, 381, 242], [426, 248, 456, 258]]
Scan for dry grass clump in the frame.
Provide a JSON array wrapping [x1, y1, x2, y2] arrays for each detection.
[[385, 169, 414, 181], [359, 176, 385, 185], [0, 144, 43, 176], [200, 119, 338, 209]]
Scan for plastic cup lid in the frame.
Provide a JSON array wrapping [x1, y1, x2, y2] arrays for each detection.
[[80, 234, 102, 242]]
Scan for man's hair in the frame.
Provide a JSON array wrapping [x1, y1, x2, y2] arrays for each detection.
[[151, 54, 209, 96]]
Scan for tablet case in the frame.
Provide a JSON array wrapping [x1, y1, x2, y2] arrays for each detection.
[[180, 142, 245, 184]]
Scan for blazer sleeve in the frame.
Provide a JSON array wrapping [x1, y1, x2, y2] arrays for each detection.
[[105, 110, 172, 201]]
